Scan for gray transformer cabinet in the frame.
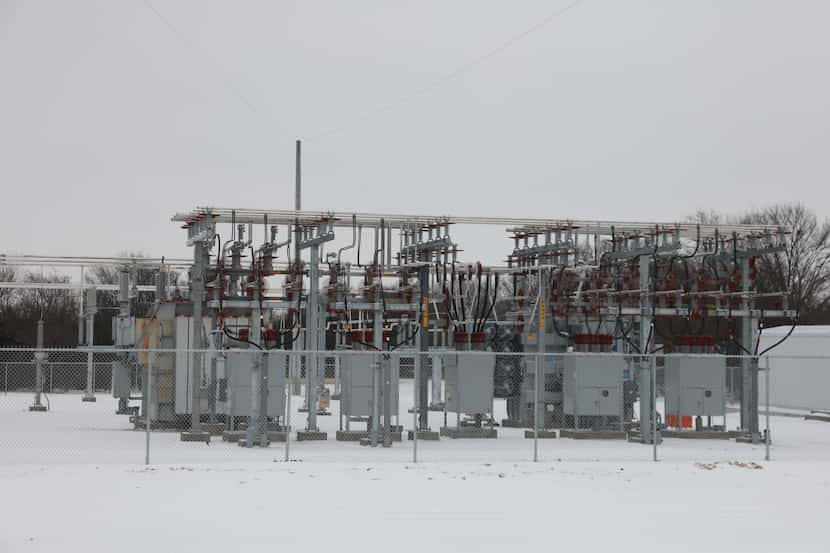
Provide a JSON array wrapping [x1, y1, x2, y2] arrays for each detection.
[[340, 352, 376, 418], [111, 360, 131, 399], [563, 356, 625, 429], [339, 352, 399, 419], [221, 350, 287, 419], [519, 332, 566, 428], [444, 352, 495, 419], [664, 356, 726, 418]]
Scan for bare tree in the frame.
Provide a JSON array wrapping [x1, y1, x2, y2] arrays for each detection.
[[740, 204, 830, 314], [690, 203, 830, 321]]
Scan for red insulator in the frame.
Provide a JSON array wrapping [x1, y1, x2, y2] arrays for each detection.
[[453, 332, 486, 344]]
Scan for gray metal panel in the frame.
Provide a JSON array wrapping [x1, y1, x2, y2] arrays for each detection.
[[350, 387, 373, 417], [446, 353, 494, 415], [597, 386, 621, 416], [111, 361, 131, 398], [341, 352, 375, 417], [222, 350, 286, 419], [265, 352, 287, 417], [563, 356, 624, 416], [664, 356, 726, 416], [576, 387, 598, 416]]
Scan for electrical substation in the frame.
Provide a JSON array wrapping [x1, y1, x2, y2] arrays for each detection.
[[1, 144, 800, 455]]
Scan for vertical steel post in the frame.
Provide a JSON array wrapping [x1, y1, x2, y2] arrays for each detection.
[[533, 352, 540, 462], [246, 281, 264, 447], [84, 315, 95, 400], [292, 140, 303, 398], [765, 356, 770, 461], [83, 288, 96, 402], [78, 266, 85, 345], [32, 319, 45, 409], [295, 140, 301, 215], [740, 256, 759, 440], [306, 240, 320, 432], [413, 351, 419, 463], [418, 266, 430, 429], [190, 244, 205, 433], [370, 306, 383, 447], [145, 353, 153, 465], [651, 354, 657, 462], [285, 352, 292, 461], [638, 255, 652, 443]]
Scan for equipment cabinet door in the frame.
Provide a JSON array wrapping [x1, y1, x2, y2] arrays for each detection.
[[701, 387, 725, 416], [679, 388, 704, 415], [577, 387, 600, 416], [597, 386, 621, 416]]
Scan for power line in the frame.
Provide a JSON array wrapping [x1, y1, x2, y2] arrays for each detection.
[[309, 0, 585, 140], [142, 0, 262, 117]]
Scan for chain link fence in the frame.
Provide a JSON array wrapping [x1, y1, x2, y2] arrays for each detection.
[[0, 347, 820, 466]]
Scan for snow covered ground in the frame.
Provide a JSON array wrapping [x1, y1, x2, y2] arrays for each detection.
[[2, 388, 829, 552]]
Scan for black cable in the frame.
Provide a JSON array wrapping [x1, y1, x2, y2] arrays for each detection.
[[389, 325, 420, 350], [475, 270, 490, 333], [758, 316, 799, 357], [472, 264, 483, 332], [458, 273, 467, 330], [450, 264, 460, 324], [214, 234, 222, 266], [482, 273, 499, 329], [223, 326, 263, 350]]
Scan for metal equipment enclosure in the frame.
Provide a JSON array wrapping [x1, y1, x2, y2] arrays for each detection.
[[340, 352, 376, 418], [664, 356, 726, 417], [445, 352, 495, 416], [222, 350, 287, 418], [563, 356, 625, 418]]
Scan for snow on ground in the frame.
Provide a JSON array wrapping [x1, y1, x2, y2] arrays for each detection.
[[2, 387, 829, 552]]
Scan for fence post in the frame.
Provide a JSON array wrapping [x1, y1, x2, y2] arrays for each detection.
[[533, 352, 540, 462], [651, 354, 657, 462], [285, 352, 292, 462], [764, 356, 770, 462], [145, 354, 153, 466], [413, 349, 419, 464]]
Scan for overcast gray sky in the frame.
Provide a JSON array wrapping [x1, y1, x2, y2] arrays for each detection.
[[2, 0, 828, 265]]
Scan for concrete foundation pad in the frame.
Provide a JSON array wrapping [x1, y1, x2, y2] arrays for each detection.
[[336, 431, 369, 442], [180, 431, 211, 443], [28, 405, 48, 412], [524, 430, 557, 439], [439, 427, 497, 439], [735, 433, 764, 444], [81, 396, 97, 403], [626, 432, 662, 444], [202, 423, 226, 436], [222, 431, 245, 442], [407, 430, 440, 441], [358, 433, 403, 446], [561, 429, 627, 440], [237, 438, 270, 448], [296, 431, 328, 441], [501, 419, 528, 428], [662, 430, 732, 440]]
